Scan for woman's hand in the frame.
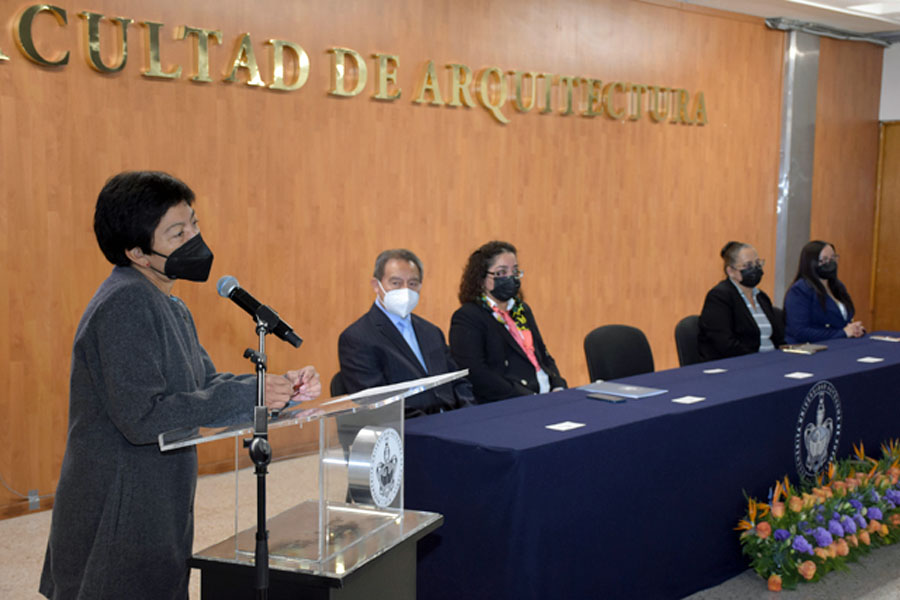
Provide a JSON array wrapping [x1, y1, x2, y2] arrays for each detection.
[[844, 321, 866, 338]]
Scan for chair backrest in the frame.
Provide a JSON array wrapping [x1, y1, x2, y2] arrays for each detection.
[[583, 324, 654, 382], [771, 306, 785, 332], [674, 315, 704, 367], [330, 371, 347, 397]]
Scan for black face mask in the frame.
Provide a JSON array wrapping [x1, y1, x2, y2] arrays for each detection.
[[151, 233, 214, 282], [490, 276, 520, 302], [815, 261, 838, 280], [739, 265, 763, 288]]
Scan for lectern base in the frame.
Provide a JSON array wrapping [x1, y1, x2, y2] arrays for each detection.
[[189, 507, 442, 600]]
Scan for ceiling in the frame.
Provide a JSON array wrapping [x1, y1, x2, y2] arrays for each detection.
[[681, 0, 900, 34]]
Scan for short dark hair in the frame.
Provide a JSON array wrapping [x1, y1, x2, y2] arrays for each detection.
[[94, 171, 195, 266], [792, 240, 854, 314], [458, 240, 518, 304], [373, 249, 423, 281], [720, 241, 749, 274]]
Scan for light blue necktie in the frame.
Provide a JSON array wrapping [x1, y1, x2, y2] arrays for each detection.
[[397, 319, 427, 371]]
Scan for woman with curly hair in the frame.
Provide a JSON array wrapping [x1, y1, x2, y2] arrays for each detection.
[[449, 240, 566, 403]]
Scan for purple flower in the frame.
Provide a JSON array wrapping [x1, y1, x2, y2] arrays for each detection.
[[841, 516, 857, 535], [815, 513, 825, 523], [850, 499, 864, 511], [871, 490, 882, 503], [886, 489, 900, 505], [854, 514, 867, 529], [792, 535, 814, 555], [828, 519, 845, 538], [799, 521, 812, 534], [812, 527, 833, 547], [774, 529, 791, 542], [868, 507, 883, 521]]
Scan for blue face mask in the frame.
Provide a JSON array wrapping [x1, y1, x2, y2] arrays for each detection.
[[151, 233, 214, 282]]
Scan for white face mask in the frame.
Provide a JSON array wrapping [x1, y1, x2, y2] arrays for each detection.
[[378, 281, 419, 319]]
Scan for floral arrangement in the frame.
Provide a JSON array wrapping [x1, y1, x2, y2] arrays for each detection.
[[736, 440, 900, 591]]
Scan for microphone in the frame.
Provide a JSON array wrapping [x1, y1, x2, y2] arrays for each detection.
[[217, 275, 303, 348]]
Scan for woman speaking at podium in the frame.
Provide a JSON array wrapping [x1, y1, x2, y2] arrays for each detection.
[[39, 171, 320, 600], [449, 240, 566, 403]]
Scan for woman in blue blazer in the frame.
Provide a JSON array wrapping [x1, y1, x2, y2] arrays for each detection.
[[784, 240, 865, 343]]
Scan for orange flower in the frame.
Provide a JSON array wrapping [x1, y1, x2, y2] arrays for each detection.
[[827, 543, 837, 559], [847, 534, 859, 547], [814, 547, 830, 560], [756, 521, 772, 540], [789, 496, 804, 513], [798, 560, 817, 580], [881, 524, 889, 537], [891, 514, 900, 527], [860, 530, 872, 545], [831, 481, 846, 497], [845, 478, 858, 491], [835, 539, 850, 556], [770, 502, 785, 519], [767, 574, 782, 592], [869, 519, 882, 534]]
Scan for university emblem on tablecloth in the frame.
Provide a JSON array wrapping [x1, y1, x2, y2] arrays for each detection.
[[794, 380, 842, 480]]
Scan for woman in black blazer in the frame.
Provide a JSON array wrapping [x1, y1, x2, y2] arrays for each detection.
[[449, 240, 566, 403], [697, 241, 785, 360]]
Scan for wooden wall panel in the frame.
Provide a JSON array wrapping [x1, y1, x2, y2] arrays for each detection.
[[812, 37, 883, 326], [873, 122, 900, 331], [0, 0, 792, 516]]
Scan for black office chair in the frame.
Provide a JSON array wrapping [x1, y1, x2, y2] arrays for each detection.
[[771, 306, 785, 332], [674, 315, 704, 367], [583, 324, 654, 382], [330, 371, 347, 397]]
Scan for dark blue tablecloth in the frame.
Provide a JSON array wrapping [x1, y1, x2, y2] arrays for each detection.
[[404, 334, 900, 599]]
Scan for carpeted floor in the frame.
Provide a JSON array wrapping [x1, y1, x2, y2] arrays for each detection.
[[4, 453, 900, 599]]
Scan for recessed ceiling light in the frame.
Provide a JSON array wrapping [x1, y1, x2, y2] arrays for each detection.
[[787, 0, 900, 23]]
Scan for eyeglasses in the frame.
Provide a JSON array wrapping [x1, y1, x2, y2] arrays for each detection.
[[734, 259, 765, 270], [486, 268, 524, 279], [818, 255, 840, 266]]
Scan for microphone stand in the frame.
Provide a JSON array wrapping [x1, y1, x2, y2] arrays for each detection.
[[242, 307, 281, 600]]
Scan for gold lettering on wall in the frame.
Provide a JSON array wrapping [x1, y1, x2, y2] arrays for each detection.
[[539, 74, 554, 114], [79, 12, 132, 73], [649, 86, 669, 122], [692, 91, 708, 125], [629, 83, 648, 120], [372, 53, 400, 100], [413, 60, 444, 105], [267, 40, 309, 91], [582, 78, 603, 117], [670, 88, 694, 124], [557, 75, 579, 116], [510, 71, 539, 113], [328, 47, 367, 96], [15, 4, 70, 67], [603, 81, 626, 120], [178, 26, 222, 83], [141, 21, 180, 79], [447, 63, 476, 108], [477, 67, 508, 124], [225, 34, 264, 86]]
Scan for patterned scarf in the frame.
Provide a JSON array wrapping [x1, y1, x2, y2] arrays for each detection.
[[481, 294, 540, 370]]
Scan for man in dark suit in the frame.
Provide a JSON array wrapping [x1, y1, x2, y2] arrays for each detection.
[[338, 249, 474, 418]]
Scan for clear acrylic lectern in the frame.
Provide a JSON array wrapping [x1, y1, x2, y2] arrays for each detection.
[[158, 369, 466, 595]]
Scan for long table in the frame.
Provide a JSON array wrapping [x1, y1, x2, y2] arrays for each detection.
[[404, 333, 900, 599]]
